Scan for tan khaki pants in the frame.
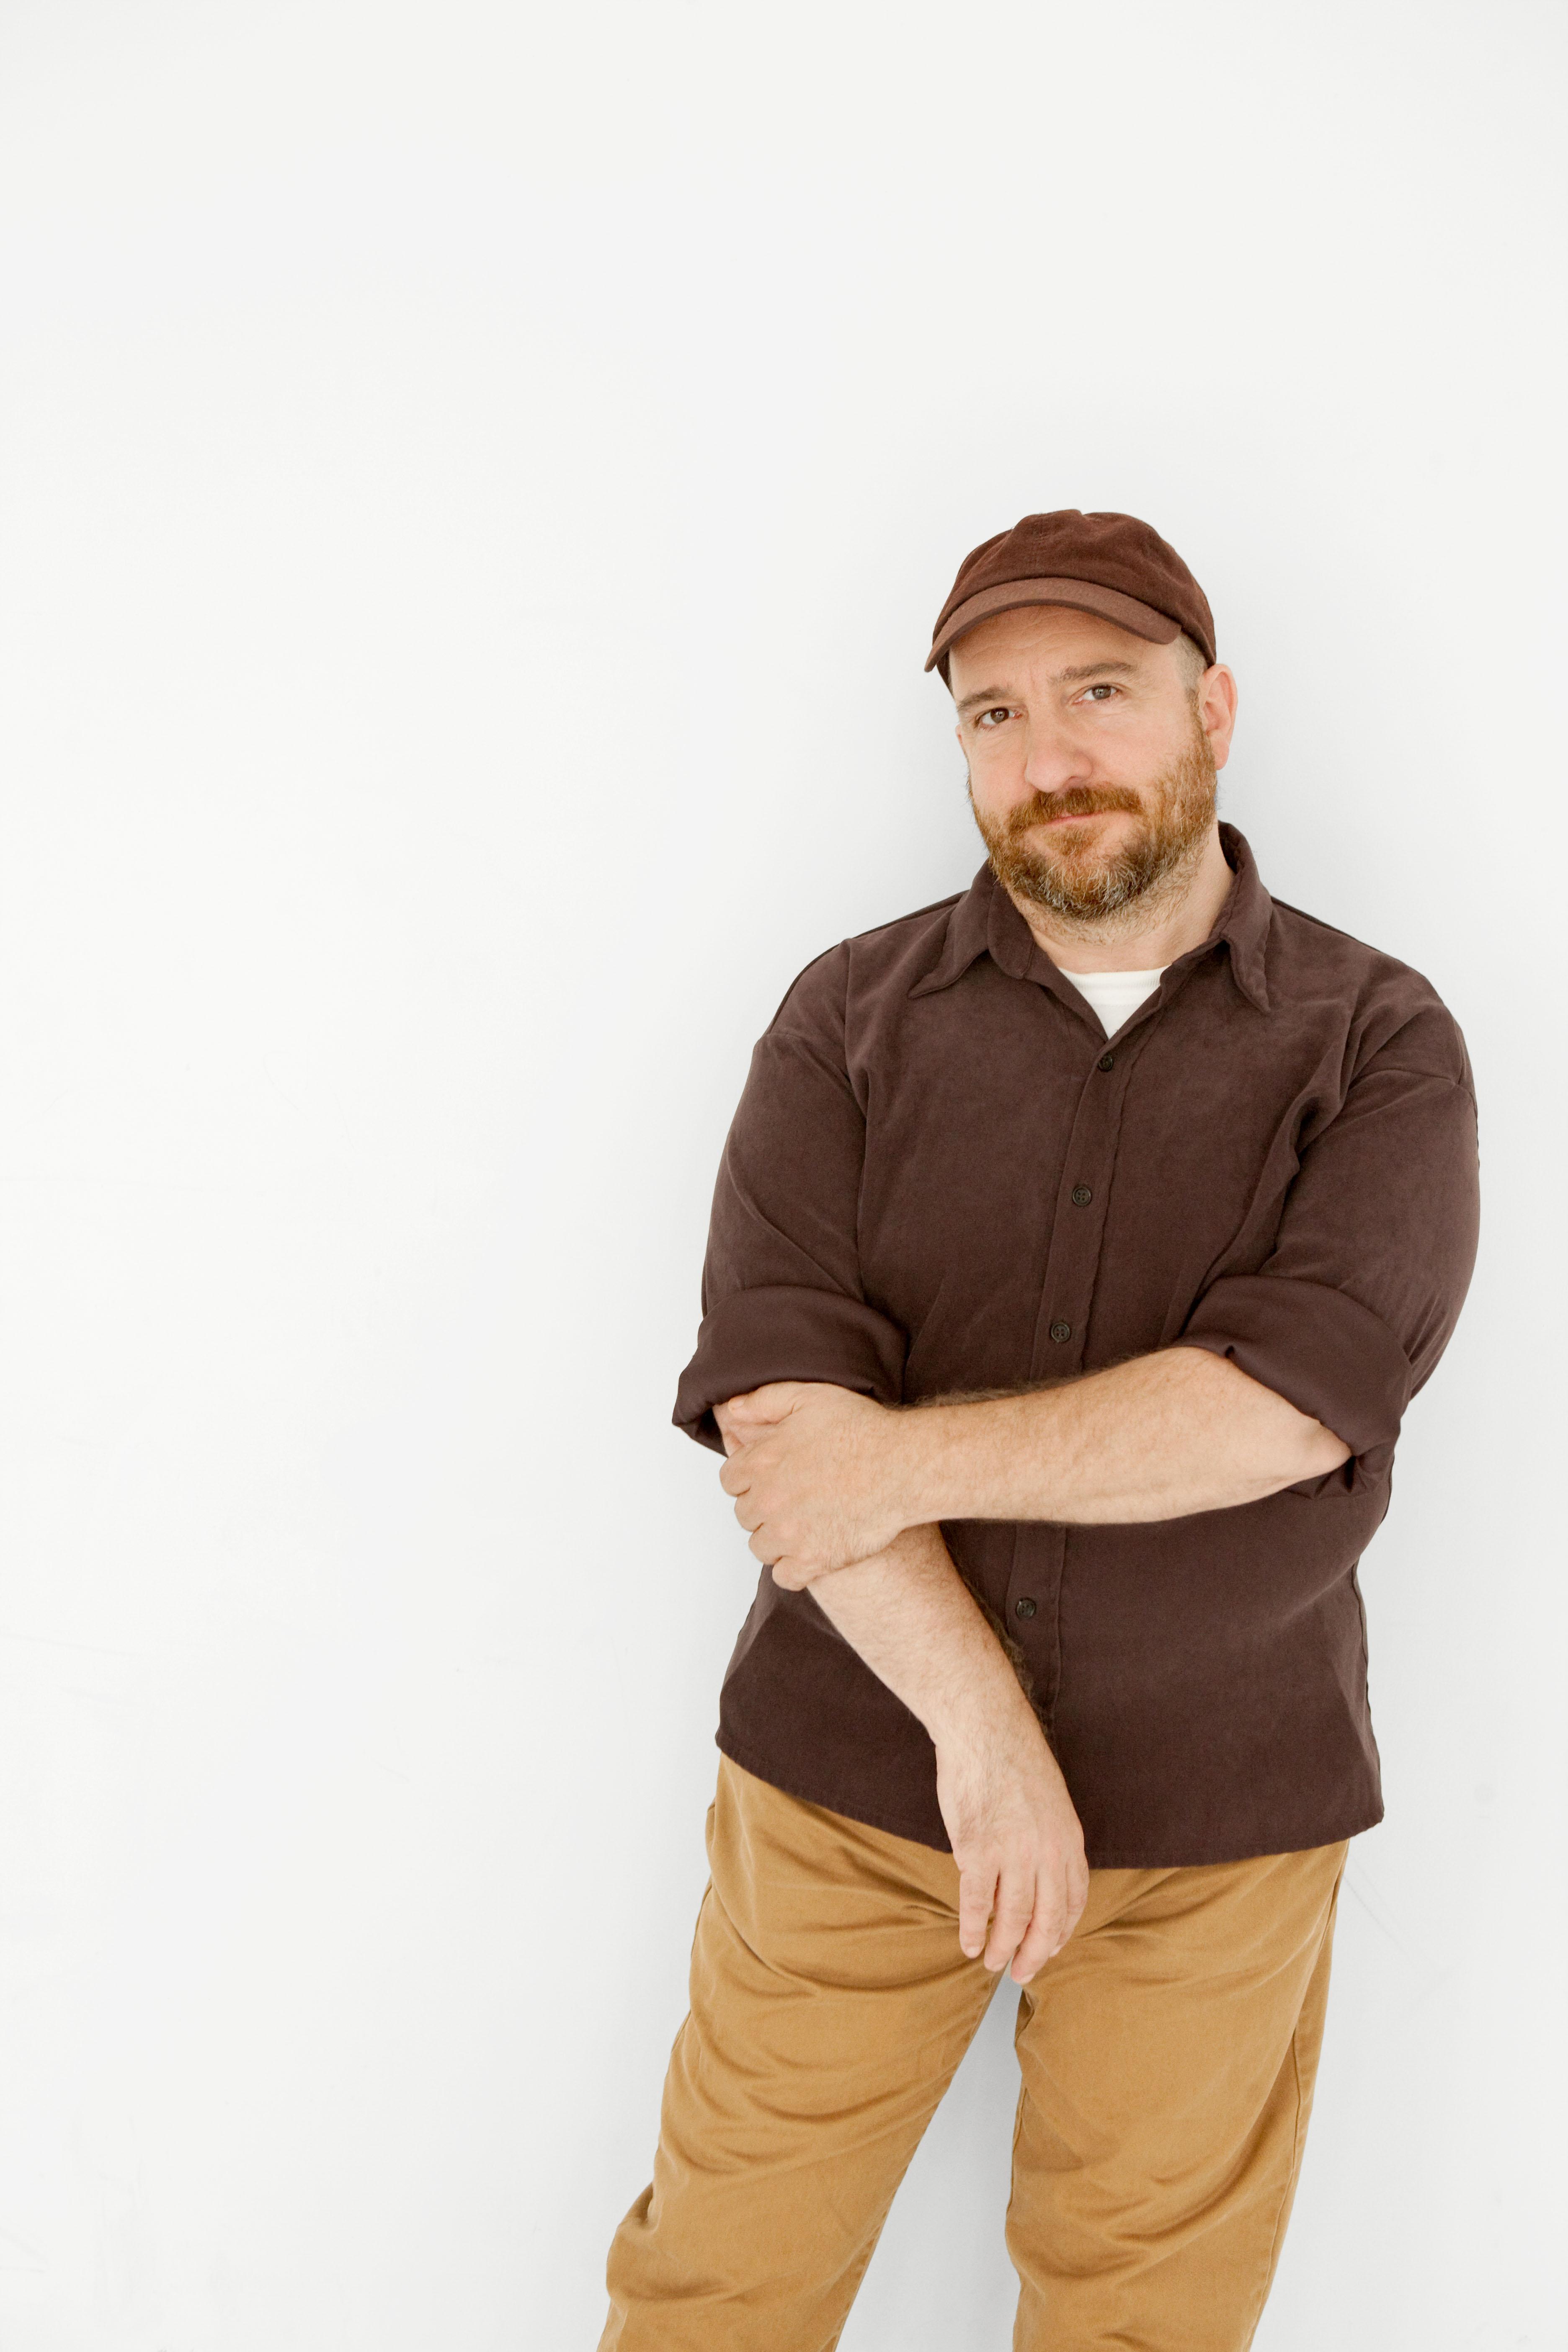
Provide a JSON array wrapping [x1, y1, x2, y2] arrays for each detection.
[[601, 1756, 1347, 2352]]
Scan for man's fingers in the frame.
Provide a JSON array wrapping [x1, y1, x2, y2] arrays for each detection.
[[757, 1538, 826, 1589], [718, 1470, 766, 1537], [957, 1859, 998, 1961], [1008, 1882, 1065, 1984], [983, 1866, 1037, 1974], [1010, 1849, 1090, 1983], [730, 1490, 761, 1532], [768, 1554, 815, 1590]]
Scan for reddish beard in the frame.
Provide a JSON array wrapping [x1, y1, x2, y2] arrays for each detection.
[[970, 724, 1218, 920]]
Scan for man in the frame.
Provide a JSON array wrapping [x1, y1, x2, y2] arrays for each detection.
[[599, 509, 1480, 2349]]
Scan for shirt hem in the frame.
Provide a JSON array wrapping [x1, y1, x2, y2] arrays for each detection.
[[714, 1729, 952, 1853], [1084, 1801, 1383, 1869], [715, 1729, 1384, 1868]]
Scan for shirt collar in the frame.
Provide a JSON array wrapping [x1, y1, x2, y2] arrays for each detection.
[[908, 822, 1272, 1013]]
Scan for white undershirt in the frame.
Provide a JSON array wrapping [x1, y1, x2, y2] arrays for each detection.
[[1057, 965, 1166, 1038]]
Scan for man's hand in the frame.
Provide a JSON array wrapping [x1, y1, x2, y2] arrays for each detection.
[[934, 1684, 1089, 1983], [714, 1382, 910, 1585]]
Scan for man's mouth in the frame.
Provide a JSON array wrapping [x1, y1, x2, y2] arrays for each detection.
[[1019, 800, 1138, 832]]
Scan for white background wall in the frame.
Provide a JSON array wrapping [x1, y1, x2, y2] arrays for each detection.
[[0, 3, 1563, 2345]]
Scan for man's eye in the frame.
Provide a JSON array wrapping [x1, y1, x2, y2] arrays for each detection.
[[1081, 683, 1118, 703], [976, 707, 1013, 728]]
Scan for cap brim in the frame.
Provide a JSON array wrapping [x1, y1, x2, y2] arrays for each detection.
[[925, 576, 1182, 676]]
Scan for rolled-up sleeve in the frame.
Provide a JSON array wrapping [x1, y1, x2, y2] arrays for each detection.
[[1173, 1018, 1480, 1462], [673, 949, 909, 1453]]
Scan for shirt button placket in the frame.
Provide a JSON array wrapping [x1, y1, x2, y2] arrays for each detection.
[[1011, 1034, 1133, 1720], [1033, 1034, 1135, 1377]]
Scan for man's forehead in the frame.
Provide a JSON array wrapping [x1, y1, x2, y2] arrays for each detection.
[[949, 606, 1165, 696]]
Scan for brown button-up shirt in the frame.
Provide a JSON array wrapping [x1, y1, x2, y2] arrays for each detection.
[[673, 827, 1480, 1867]]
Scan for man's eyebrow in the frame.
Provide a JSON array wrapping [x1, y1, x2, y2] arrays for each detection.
[[955, 658, 1140, 716], [1052, 658, 1139, 683]]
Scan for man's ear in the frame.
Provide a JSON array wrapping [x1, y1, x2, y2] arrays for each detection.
[[1199, 663, 1239, 770]]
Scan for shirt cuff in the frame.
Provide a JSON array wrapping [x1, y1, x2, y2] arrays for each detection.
[[1172, 1275, 1413, 1457], [673, 1286, 909, 1454]]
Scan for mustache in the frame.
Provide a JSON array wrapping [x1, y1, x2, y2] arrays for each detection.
[[1002, 785, 1144, 835]]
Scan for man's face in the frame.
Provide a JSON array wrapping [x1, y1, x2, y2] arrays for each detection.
[[949, 606, 1234, 922]]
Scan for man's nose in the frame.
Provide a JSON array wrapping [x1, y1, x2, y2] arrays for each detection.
[[1020, 715, 1093, 796]]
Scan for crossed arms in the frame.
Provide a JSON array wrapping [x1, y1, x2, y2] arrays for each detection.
[[712, 1351, 1349, 1987], [716, 1344, 1351, 1587]]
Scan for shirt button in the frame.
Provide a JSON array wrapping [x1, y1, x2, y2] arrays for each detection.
[[1097, 1051, 1115, 1072], [1014, 1596, 1037, 1620], [1050, 1320, 1073, 1343], [1071, 1184, 1093, 1205]]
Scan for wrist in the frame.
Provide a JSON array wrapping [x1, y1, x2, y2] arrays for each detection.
[[924, 1638, 1039, 1749], [908, 1390, 1058, 1524], [887, 1398, 973, 1525]]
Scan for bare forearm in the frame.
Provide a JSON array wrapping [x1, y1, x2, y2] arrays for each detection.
[[717, 1402, 1087, 1980], [805, 1521, 1088, 1983], [716, 1348, 1352, 1596], [804, 1522, 1033, 1743], [899, 1346, 1351, 1527]]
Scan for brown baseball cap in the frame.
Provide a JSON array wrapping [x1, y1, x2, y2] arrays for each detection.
[[926, 508, 1216, 683]]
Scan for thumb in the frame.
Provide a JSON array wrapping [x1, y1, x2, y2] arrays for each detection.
[[725, 1381, 806, 1424]]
